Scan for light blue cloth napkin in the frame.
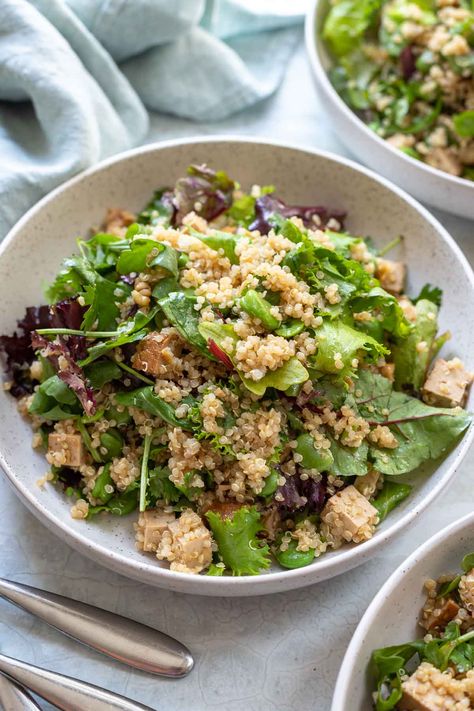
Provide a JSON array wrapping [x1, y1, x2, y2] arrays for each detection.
[[0, 0, 307, 238]]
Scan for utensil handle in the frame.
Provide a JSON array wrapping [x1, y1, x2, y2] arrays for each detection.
[[0, 673, 42, 711], [0, 578, 192, 678], [0, 654, 154, 711]]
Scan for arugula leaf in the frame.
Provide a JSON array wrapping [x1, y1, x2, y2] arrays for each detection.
[[114, 387, 194, 430], [29, 375, 81, 420], [117, 238, 178, 278], [323, 0, 382, 56], [241, 357, 309, 397], [159, 292, 213, 357], [372, 481, 412, 522], [351, 286, 411, 339], [392, 299, 438, 390], [81, 276, 129, 332], [295, 432, 334, 470], [355, 370, 471, 475], [46, 255, 97, 302], [80, 329, 146, 366], [312, 321, 388, 377], [437, 575, 462, 599], [77, 233, 127, 272], [462, 552, 474, 573], [84, 360, 122, 389], [206, 506, 271, 576], [413, 283, 442, 307]]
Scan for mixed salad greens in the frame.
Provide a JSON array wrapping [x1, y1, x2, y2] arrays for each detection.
[[371, 551, 474, 710], [322, 0, 474, 181], [0, 164, 471, 576]]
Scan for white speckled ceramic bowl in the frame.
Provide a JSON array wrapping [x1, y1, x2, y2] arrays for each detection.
[[0, 137, 472, 596], [331, 511, 474, 710], [305, 1, 474, 220]]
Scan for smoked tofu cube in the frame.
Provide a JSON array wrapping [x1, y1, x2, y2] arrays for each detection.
[[459, 568, 474, 614], [47, 433, 84, 468], [166, 510, 213, 574], [104, 208, 135, 236], [422, 358, 472, 408], [379, 362, 395, 382], [135, 510, 175, 553], [376, 258, 406, 294], [423, 597, 460, 631], [321, 485, 378, 547], [401, 662, 469, 711], [131, 332, 179, 377]]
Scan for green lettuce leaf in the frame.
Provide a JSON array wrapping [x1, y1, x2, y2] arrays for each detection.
[[312, 320, 388, 376], [206, 506, 271, 575], [323, 0, 382, 56], [241, 357, 309, 397]]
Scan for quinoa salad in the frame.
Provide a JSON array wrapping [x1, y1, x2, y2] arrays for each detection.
[[0, 164, 472, 577], [371, 551, 474, 710], [322, 0, 474, 180]]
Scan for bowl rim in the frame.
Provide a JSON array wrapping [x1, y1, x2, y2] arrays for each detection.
[[330, 510, 474, 710], [304, 0, 474, 193], [0, 134, 473, 594]]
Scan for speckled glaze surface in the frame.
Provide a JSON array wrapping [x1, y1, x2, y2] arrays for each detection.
[[331, 511, 474, 710], [305, 0, 474, 220], [0, 137, 472, 596]]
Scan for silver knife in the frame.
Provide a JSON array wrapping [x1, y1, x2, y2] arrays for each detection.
[[0, 578, 193, 678], [0, 654, 154, 711]]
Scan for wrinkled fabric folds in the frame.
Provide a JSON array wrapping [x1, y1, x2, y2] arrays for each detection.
[[0, 0, 306, 238]]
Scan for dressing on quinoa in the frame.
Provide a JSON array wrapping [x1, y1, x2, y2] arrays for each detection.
[[0, 164, 472, 576], [322, 0, 474, 181], [371, 551, 474, 710]]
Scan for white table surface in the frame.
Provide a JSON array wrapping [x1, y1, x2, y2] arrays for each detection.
[[1, 37, 473, 711]]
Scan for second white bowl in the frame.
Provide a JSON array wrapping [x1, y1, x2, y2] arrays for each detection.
[[331, 511, 474, 710], [305, 0, 474, 220]]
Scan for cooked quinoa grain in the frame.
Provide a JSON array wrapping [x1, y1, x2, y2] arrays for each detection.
[[0, 164, 471, 576]]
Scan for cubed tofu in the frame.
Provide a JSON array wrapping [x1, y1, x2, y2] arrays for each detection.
[[376, 258, 406, 294], [354, 469, 381, 499], [321, 485, 378, 546], [136, 510, 176, 553], [401, 662, 469, 711], [104, 208, 135, 236], [422, 358, 472, 408], [423, 597, 460, 631], [131, 332, 178, 377], [47, 433, 84, 468], [459, 568, 474, 614], [166, 509, 213, 574], [379, 362, 395, 382]]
